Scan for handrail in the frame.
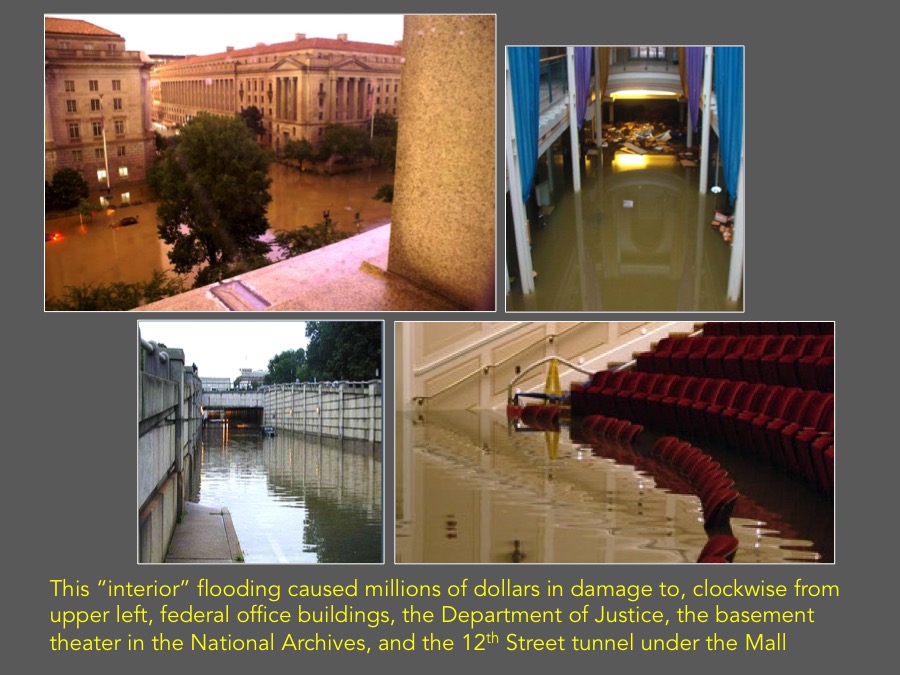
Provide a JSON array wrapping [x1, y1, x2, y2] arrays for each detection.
[[411, 322, 691, 407], [411, 324, 597, 405], [507, 356, 592, 404], [414, 323, 586, 377]]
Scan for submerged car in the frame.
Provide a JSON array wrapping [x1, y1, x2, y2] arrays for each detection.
[[113, 215, 139, 228]]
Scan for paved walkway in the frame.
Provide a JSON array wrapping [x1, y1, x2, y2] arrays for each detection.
[[165, 502, 243, 564]]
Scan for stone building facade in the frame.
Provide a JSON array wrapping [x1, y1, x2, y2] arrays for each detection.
[[151, 33, 403, 151], [44, 17, 156, 202]]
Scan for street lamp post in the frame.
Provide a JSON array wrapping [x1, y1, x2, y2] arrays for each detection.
[[100, 94, 111, 203]]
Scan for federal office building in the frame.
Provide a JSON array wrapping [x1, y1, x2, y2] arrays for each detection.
[[44, 17, 156, 202], [151, 32, 403, 151]]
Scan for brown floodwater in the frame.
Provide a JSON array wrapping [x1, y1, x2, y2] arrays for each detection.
[[396, 410, 832, 564], [506, 149, 742, 312], [44, 163, 395, 304]]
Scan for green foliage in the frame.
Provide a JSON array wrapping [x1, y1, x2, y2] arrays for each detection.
[[265, 348, 308, 384], [305, 321, 382, 381], [370, 136, 396, 170], [46, 270, 185, 311], [372, 112, 398, 138], [319, 124, 370, 163], [239, 106, 266, 137], [282, 138, 315, 170], [273, 220, 349, 258], [46, 168, 90, 211], [153, 113, 273, 280], [372, 183, 394, 204]]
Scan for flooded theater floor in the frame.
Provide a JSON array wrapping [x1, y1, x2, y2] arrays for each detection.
[[395, 411, 832, 564], [507, 151, 741, 312]]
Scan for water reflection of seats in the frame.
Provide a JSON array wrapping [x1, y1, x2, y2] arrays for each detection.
[[571, 322, 835, 497], [577, 427, 739, 562], [651, 436, 739, 532]]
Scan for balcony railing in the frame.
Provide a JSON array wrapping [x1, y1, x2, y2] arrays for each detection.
[[539, 54, 568, 111]]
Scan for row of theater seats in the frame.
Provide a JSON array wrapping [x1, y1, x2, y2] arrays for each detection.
[[702, 322, 833, 336], [635, 334, 833, 392], [570, 370, 834, 496]]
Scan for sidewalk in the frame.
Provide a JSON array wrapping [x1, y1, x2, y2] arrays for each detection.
[[165, 502, 243, 564]]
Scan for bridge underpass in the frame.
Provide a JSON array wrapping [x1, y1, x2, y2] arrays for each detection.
[[202, 390, 264, 426]]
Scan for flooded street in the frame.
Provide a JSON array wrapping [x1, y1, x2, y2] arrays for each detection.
[[197, 424, 382, 564], [44, 163, 394, 303]]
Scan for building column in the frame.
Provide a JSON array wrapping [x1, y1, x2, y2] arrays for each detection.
[[387, 15, 495, 310], [699, 47, 713, 194], [727, 153, 745, 305], [593, 47, 602, 146], [566, 47, 581, 193]]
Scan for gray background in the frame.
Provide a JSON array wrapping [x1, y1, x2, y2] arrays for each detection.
[[22, 0, 891, 668]]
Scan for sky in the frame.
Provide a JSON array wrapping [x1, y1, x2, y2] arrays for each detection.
[[139, 320, 308, 379], [47, 13, 405, 56]]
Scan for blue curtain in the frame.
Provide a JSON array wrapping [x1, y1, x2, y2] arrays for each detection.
[[685, 47, 704, 133], [508, 47, 540, 202], [714, 47, 744, 205], [575, 47, 592, 128]]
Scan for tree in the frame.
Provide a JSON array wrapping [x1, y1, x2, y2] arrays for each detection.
[[318, 124, 370, 164], [239, 106, 266, 137], [372, 111, 398, 138], [77, 198, 93, 225], [305, 321, 382, 381], [370, 136, 396, 170], [372, 183, 394, 203], [47, 168, 89, 211], [152, 113, 274, 282], [273, 219, 350, 258], [265, 348, 308, 384], [282, 138, 315, 171], [45, 270, 184, 311]]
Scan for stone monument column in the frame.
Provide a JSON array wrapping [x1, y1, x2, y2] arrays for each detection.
[[388, 15, 496, 310]]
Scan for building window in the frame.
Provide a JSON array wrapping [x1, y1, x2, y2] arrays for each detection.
[[68, 123, 80, 140], [629, 46, 667, 60], [113, 98, 123, 110], [121, 192, 131, 203], [117, 146, 127, 157], [319, 82, 325, 93], [66, 100, 77, 113], [115, 120, 125, 135], [92, 121, 103, 137], [318, 112, 323, 121], [97, 169, 107, 183], [59, 40, 69, 50], [89, 80, 99, 91], [72, 149, 82, 162], [118, 167, 129, 178], [107, 44, 117, 55], [64, 80, 75, 92], [95, 147, 105, 159], [91, 99, 102, 111]]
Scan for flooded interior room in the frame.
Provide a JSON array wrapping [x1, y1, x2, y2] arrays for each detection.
[[505, 46, 744, 311], [395, 322, 833, 564]]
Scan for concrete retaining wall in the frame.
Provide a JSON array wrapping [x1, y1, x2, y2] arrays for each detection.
[[263, 382, 382, 453], [138, 338, 203, 563]]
